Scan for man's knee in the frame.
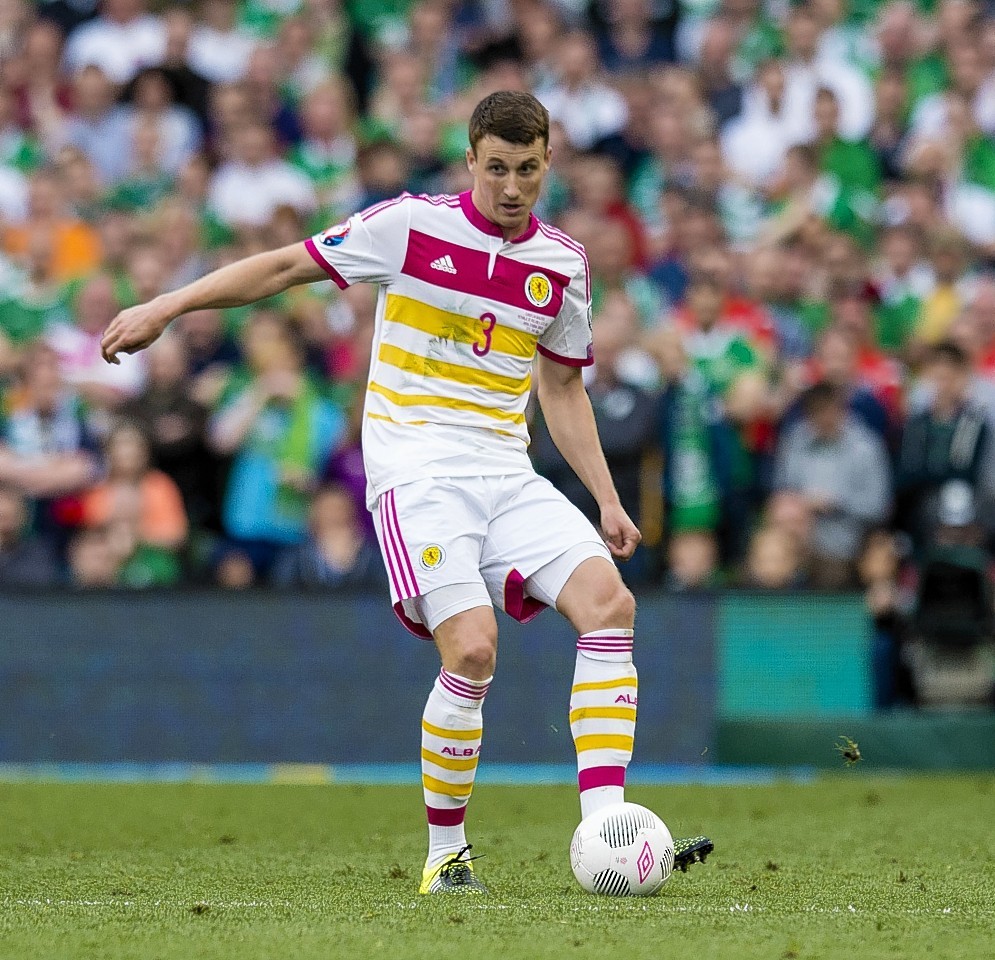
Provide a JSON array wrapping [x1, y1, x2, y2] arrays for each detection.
[[434, 608, 499, 679], [451, 636, 498, 678], [596, 581, 636, 629], [559, 559, 637, 632]]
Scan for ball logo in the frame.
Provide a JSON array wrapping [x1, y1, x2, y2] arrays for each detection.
[[419, 544, 446, 570], [637, 840, 655, 884], [525, 272, 553, 308], [320, 222, 351, 247]]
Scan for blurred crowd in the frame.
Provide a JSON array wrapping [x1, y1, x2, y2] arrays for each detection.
[[3, 0, 995, 699]]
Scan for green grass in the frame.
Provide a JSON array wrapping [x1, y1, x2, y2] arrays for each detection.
[[0, 776, 993, 959]]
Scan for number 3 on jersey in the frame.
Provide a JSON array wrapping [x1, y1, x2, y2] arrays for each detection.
[[473, 312, 497, 357]]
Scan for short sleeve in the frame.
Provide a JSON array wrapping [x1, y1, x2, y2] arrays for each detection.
[[304, 195, 412, 289], [537, 256, 593, 367]]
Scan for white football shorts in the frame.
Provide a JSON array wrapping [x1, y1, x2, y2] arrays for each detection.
[[372, 472, 613, 638]]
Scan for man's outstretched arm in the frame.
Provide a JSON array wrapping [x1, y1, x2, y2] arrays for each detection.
[[536, 354, 642, 560], [101, 243, 327, 363]]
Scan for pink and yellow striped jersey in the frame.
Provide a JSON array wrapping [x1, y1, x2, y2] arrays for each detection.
[[305, 191, 593, 507]]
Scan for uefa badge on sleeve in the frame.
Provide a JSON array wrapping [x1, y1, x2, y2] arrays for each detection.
[[320, 222, 351, 247]]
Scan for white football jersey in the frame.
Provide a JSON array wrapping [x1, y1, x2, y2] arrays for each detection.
[[306, 191, 593, 507]]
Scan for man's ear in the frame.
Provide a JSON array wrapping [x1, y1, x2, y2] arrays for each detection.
[[465, 145, 476, 173]]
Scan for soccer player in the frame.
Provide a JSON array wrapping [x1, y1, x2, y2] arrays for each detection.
[[101, 91, 713, 894]]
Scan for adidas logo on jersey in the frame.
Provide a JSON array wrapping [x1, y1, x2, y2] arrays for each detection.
[[430, 254, 457, 274]]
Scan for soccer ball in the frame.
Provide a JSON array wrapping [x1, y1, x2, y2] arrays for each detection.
[[569, 802, 675, 896]]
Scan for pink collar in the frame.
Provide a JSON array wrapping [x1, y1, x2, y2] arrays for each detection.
[[459, 191, 539, 244]]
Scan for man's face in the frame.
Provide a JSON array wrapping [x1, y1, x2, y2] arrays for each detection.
[[814, 94, 839, 137], [809, 400, 844, 440], [931, 358, 969, 409], [688, 282, 723, 329], [467, 135, 550, 238]]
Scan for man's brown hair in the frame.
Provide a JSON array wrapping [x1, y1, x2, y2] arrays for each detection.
[[468, 91, 549, 152]]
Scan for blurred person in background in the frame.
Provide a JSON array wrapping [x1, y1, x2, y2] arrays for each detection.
[[969, 274, 995, 380], [668, 273, 768, 396], [773, 381, 891, 588], [120, 66, 202, 178], [665, 529, 721, 590], [155, 7, 211, 128], [915, 228, 970, 347], [0, 81, 43, 176], [649, 324, 748, 562], [353, 139, 411, 209], [208, 312, 344, 578], [47, 272, 146, 428], [273, 15, 327, 103], [8, 17, 72, 141], [873, 224, 934, 357], [288, 78, 360, 224], [0, 341, 99, 538], [120, 334, 214, 531], [646, 190, 723, 306], [208, 122, 317, 231], [63, 0, 165, 86], [812, 86, 882, 198], [721, 59, 807, 189], [868, 65, 911, 182], [694, 15, 744, 129], [367, 50, 428, 142], [153, 199, 210, 290], [574, 213, 658, 328], [897, 340, 991, 551], [782, 326, 893, 446], [782, 4, 874, 142], [627, 102, 694, 232], [537, 29, 628, 150], [2, 169, 101, 282], [762, 143, 878, 252], [80, 419, 187, 585], [173, 307, 242, 406], [593, 0, 674, 73], [740, 523, 808, 590], [569, 153, 648, 272], [743, 246, 811, 361], [56, 146, 107, 223], [239, 42, 302, 145], [188, 0, 257, 85], [686, 135, 765, 251], [858, 528, 915, 708], [66, 525, 121, 587], [270, 482, 380, 588], [0, 230, 72, 374], [107, 117, 175, 213], [0, 482, 60, 586], [531, 291, 657, 582], [60, 65, 130, 185], [827, 280, 904, 421]]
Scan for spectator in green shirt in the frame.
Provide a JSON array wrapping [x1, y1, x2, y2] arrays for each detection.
[[814, 86, 883, 195], [873, 223, 935, 353], [0, 84, 43, 175], [287, 78, 360, 227], [0, 232, 71, 365]]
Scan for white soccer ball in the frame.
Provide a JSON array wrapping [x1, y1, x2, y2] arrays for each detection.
[[569, 802, 675, 896]]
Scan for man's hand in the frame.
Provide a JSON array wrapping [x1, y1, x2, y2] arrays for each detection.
[[101, 300, 174, 364], [599, 502, 642, 561]]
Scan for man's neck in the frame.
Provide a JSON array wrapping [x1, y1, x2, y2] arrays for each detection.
[[469, 188, 530, 242]]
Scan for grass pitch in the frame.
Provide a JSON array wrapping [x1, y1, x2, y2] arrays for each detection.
[[0, 776, 993, 960]]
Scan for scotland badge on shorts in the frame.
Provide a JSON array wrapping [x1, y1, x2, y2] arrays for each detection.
[[525, 272, 553, 309], [320, 222, 351, 247], [419, 544, 446, 570]]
